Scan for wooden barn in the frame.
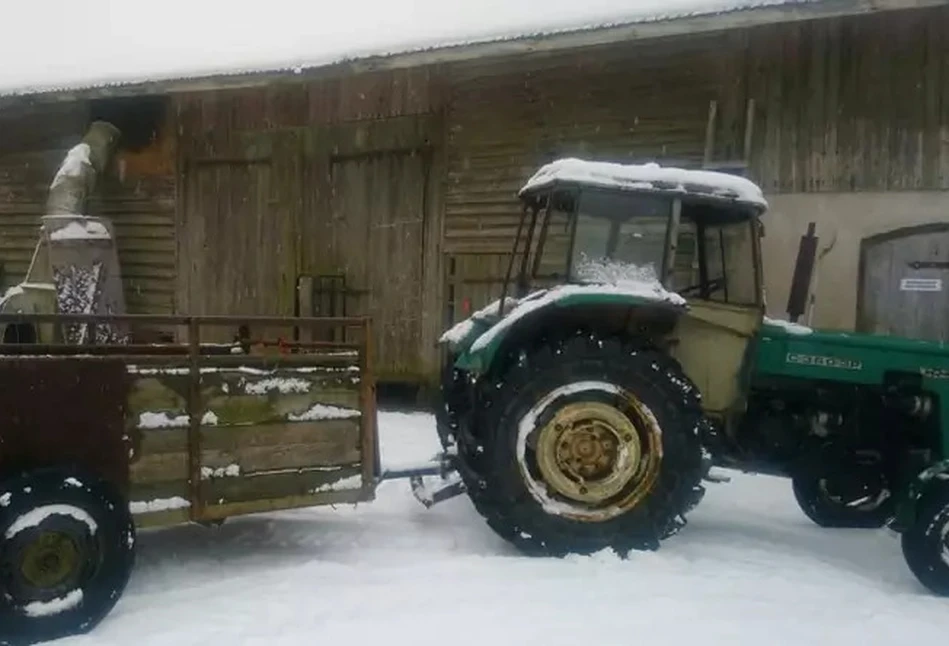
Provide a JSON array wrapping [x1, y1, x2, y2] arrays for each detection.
[[0, 0, 947, 393]]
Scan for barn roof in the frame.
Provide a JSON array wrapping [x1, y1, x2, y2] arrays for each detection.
[[1, 0, 939, 101]]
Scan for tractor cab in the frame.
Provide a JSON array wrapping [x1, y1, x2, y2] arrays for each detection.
[[501, 159, 768, 420], [445, 158, 769, 422], [506, 158, 767, 309]]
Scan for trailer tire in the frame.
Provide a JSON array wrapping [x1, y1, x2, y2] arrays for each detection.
[[460, 329, 706, 557], [0, 468, 136, 645], [901, 483, 949, 596]]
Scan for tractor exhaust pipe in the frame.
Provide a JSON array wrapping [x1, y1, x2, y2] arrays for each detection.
[[786, 223, 818, 323]]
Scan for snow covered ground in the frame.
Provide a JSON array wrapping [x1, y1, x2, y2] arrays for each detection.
[[61, 410, 948, 646]]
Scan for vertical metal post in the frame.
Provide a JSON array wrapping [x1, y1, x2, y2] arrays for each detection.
[[499, 203, 529, 316], [187, 317, 203, 519], [359, 318, 379, 495], [662, 198, 682, 287]]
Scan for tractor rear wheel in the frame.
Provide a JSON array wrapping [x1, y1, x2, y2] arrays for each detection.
[[458, 330, 706, 557]]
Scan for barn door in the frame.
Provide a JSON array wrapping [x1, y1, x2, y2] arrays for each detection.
[[859, 225, 949, 342], [182, 155, 297, 342], [324, 149, 428, 382]]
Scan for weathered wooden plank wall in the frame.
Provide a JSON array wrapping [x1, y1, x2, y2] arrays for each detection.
[[439, 5, 949, 324], [0, 102, 87, 286], [745, 6, 949, 192], [444, 33, 719, 256], [0, 98, 178, 313], [172, 67, 446, 381], [440, 32, 727, 323], [1, 4, 945, 386]]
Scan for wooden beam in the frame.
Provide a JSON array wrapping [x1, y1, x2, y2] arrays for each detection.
[[703, 99, 718, 166], [743, 97, 756, 163]]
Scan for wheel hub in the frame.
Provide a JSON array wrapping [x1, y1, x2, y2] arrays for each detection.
[[18, 531, 81, 590], [536, 401, 643, 504], [1, 515, 97, 606]]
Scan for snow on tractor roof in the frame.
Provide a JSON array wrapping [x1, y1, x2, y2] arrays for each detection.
[[519, 158, 768, 209]]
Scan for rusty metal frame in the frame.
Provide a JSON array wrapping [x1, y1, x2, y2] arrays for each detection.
[[0, 312, 378, 523]]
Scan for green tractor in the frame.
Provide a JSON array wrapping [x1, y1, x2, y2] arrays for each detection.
[[434, 158, 949, 595]]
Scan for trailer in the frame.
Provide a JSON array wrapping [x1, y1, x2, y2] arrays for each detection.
[[0, 312, 460, 645]]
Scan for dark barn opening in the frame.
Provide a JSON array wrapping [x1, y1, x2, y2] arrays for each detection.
[[89, 94, 166, 152]]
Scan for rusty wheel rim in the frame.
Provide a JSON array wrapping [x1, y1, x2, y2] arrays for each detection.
[[0, 508, 99, 607], [18, 531, 82, 590], [536, 401, 642, 504], [517, 381, 663, 523]]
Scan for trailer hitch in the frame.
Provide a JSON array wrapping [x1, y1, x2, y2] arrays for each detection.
[[377, 453, 466, 508]]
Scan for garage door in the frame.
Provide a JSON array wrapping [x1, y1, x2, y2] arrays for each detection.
[[859, 225, 949, 342]]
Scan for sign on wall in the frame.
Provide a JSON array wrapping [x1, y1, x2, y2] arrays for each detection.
[[899, 277, 943, 292]]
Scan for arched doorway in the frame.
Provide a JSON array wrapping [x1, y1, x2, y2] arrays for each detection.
[[857, 223, 949, 341]]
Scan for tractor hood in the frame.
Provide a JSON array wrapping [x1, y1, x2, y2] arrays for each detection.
[[439, 280, 688, 374], [756, 316, 949, 381]]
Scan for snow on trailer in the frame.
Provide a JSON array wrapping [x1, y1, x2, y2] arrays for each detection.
[[0, 312, 384, 644]]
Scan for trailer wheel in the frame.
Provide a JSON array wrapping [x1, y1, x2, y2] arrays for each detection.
[[0, 468, 136, 645], [901, 483, 949, 596], [461, 329, 706, 557]]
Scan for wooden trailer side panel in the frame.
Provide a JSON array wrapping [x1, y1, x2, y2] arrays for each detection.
[[127, 360, 371, 528], [129, 365, 372, 526]]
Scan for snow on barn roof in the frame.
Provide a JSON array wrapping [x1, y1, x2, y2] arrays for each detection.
[[520, 158, 769, 209], [0, 0, 833, 98]]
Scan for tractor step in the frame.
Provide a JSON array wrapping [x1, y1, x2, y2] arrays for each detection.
[[410, 473, 466, 508], [377, 453, 467, 508]]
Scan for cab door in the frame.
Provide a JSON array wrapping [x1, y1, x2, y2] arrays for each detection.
[[666, 214, 765, 418]]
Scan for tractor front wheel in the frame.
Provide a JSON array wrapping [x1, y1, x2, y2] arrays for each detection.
[[901, 483, 949, 596], [461, 331, 706, 557], [791, 445, 894, 529]]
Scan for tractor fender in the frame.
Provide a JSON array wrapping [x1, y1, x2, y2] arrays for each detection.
[[452, 287, 687, 376], [891, 459, 949, 532]]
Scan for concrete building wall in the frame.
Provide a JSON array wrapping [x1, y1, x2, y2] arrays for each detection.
[[761, 191, 949, 330]]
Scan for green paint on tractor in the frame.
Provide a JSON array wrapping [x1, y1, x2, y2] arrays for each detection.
[[451, 288, 687, 374], [756, 321, 949, 459], [434, 157, 949, 597]]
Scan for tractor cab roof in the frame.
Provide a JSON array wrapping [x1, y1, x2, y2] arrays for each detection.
[[518, 158, 768, 216]]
